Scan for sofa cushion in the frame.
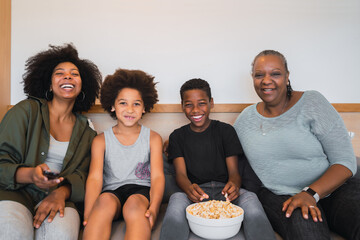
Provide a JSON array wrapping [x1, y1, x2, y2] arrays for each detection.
[[162, 154, 181, 203]]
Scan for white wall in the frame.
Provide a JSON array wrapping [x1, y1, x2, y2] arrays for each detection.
[[11, 0, 360, 104]]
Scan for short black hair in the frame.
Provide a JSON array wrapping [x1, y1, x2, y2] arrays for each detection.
[[101, 69, 158, 119], [180, 78, 212, 102], [22, 43, 102, 112]]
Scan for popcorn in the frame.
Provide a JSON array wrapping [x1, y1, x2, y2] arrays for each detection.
[[187, 200, 243, 219]]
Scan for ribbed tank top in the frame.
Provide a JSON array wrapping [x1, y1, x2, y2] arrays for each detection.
[[102, 125, 151, 191]]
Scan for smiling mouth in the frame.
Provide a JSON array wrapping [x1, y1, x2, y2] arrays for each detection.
[[262, 88, 274, 93], [60, 84, 75, 89], [191, 115, 204, 122], [124, 116, 135, 120]]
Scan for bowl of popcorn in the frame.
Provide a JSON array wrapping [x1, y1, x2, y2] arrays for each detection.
[[186, 200, 244, 239]]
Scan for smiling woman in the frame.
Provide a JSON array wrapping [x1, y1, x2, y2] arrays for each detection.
[[22, 44, 101, 113], [234, 50, 360, 240], [51, 62, 82, 101], [0, 43, 101, 239]]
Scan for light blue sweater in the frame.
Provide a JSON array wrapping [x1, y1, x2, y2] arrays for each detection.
[[234, 91, 356, 195]]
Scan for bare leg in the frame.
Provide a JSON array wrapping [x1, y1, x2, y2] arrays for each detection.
[[82, 193, 121, 240], [123, 194, 151, 240]]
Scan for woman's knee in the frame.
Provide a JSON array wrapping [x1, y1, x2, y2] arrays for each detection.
[[36, 207, 80, 240], [0, 201, 34, 239]]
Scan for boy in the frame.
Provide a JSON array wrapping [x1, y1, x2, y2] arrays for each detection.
[[159, 79, 275, 240]]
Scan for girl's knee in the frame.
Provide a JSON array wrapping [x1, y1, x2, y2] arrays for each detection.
[[94, 192, 120, 210], [123, 195, 148, 221]]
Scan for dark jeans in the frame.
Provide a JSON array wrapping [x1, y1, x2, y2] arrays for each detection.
[[258, 177, 360, 240]]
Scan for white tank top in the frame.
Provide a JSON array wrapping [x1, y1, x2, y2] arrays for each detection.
[[44, 135, 69, 173]]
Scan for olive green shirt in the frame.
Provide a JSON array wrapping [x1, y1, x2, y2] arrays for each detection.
[[0, 97, 96, 213]]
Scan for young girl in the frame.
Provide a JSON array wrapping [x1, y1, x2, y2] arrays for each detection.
[[83, 69, 165, 240]]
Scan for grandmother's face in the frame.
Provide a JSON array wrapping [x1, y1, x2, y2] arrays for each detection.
[[252, 55, 289, 106], [50, 62, 82, 102]]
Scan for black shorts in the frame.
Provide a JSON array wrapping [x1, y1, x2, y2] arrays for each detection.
[[102, 184, 150, 218]]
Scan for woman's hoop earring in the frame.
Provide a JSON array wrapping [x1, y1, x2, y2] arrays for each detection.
[[45, 89, 52, 101], [78, 91, 85, 102]]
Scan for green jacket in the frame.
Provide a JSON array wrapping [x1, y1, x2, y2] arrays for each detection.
[[0, 97, 96, 213]]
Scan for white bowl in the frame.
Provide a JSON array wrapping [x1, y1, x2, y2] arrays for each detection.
[[186, 202, 244, 239]]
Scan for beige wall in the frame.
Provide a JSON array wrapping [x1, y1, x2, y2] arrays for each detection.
[[10, 0, 360, 105], [0, 0, 11, 121]]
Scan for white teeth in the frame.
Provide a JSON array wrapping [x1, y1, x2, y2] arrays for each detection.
[[193, 115, 202, 119], [263, 89, 272, 92], [60, 84, 74, 89]]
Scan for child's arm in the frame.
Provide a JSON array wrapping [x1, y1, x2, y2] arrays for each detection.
[[173, 157, 209, 203], [222, 155, 241, 202], [145, 131, 165, 229], [83, 134, 105, 226]]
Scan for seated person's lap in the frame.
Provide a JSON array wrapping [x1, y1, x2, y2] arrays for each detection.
[[102, 184, 150, 219]]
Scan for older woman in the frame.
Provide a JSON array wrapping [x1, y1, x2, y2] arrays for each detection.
[[0, 44, 101, 239], [233, 50, 359, 240]]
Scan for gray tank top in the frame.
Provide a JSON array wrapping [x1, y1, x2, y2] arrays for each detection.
[[102, 125, 151, 191]]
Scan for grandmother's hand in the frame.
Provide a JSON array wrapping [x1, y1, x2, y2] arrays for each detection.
[[32, 164, 63, 189], [282, 192, 323, 222]]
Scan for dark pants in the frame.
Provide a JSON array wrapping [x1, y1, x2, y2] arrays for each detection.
[[257, 177, 360, 240]]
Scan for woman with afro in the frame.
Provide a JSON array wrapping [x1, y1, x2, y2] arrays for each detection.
[[0, 43, 102, 239]]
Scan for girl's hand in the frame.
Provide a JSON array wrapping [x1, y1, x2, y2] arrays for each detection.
[[282, 192, 323, 222], [145, 209, 158, 229], [222, 181, 239, 202], [33, 188, 67, 228], [32, 164, 63, 189], [83, 210, 90, 227], [185, 184, 209, 202]]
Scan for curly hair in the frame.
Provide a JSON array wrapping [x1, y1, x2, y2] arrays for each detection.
[[180, 78, 212, 102], [22, 43, 102, 112], [101, 69, 158, 119]]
